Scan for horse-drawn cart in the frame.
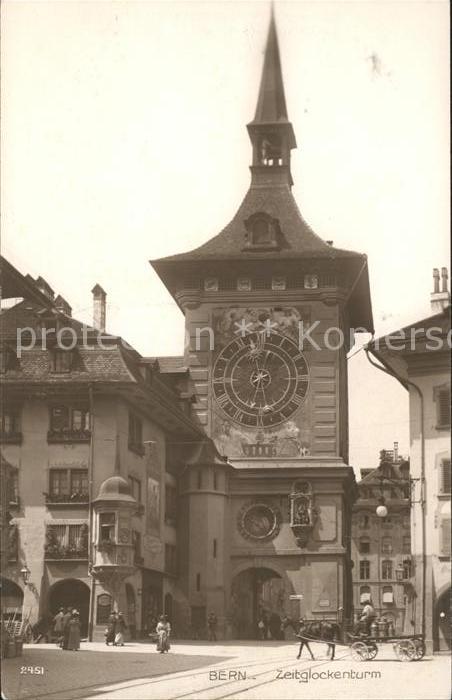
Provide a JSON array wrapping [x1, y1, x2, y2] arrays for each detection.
[[348, 633, 426, 662]]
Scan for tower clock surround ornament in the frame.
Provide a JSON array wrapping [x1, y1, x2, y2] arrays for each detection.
[[212, 330, 309, 429]]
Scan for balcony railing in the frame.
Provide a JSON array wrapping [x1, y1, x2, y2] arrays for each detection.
[[44, 545, 88, 560], [47, 428, 91, 443], [44, 491, 89, 505]]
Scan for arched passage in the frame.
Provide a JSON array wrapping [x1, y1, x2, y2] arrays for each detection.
[[1, 577, 24, 622], [230, 567, 285, 639], [434, 587, 451, 651], [48, 579, 90, 638]]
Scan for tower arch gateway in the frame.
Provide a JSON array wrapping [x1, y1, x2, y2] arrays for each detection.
[[150, 8, 373, 639]]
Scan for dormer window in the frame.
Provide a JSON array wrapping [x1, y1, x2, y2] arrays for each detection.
[[52, 349, 72, 373], [243, 213, 281, 251], [0, 346, 19, 373]]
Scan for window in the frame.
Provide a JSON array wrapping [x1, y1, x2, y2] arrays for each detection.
[[196, 573, 201, 592], [382, 560, 393, 580], [402, 515, 410, 529], [8, 469, 19, 505], [381, 516, 392, 528], [8, 525, 18, 562], [48, 405, 90, 442], [213, 472, 218, 491], [440, 518, 451, 557], [381, 537, 393, 555], [165, 544, 177, 576], [99, 513, 116, 543], [1, 408, 22, 443], [402, 535, 411, 554], [132, 530, 143, 565], [213, 538, 217, 558], [52, 349, 72, 373], [382, 586, 394, 604], [164, 485, 177, 524], [402, 559, 412, 579], [435, 386, 451, 429], [197, 470, 202, 490], [359, 585, 371, 604], [359, 537, 371, 554], [128, 413, 144, 455], [359, 514, 370, 529], [244, 213, 279, 250], [439, 458, 451, 495], [45, 523, 88, 559], [128, 476, 142, 503], [359, 560, 370, 580], [47, 468, 88, 502]]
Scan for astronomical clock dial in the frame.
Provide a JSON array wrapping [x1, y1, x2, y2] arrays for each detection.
[[238, 502, 281, 541], [212, 331, 309, 428]]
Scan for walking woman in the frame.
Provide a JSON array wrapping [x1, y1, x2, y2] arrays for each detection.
[[67, 611, 81, 651], [156, 614, 171, 653], [105, 612, 117, 646], [114, 612, 127, 647]]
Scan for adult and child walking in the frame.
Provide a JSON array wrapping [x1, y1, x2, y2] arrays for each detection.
[[51, 607, 81, 650]]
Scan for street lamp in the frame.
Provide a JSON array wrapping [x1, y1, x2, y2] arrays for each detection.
[[395, 566, 404, 583], [20, 565, 31, 586]]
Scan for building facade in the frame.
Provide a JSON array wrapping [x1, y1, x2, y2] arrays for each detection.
[[368, 269, 451, 652], [0, 257, 212, 640], [151, 13, 373, 638], [351, 445, 412, 633]]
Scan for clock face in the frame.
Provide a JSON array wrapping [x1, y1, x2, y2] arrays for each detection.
[[212, 331, 309, 428]]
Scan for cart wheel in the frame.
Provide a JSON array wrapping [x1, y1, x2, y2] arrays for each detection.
[[351, 641, 369, 661], [413, 639, 426, 660], [366, 642, 378, 660], [394, 639, 417, 661]]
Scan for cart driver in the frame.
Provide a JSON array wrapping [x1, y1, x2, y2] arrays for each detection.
[[360, 599, 377, 635]]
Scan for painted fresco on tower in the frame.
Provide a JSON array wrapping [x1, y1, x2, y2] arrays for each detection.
[[211, 306, 313, 459]]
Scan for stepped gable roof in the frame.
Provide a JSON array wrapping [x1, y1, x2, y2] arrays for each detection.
[[152, 186, 365, 264]]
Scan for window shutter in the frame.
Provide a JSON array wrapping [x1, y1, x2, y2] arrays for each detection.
[[437, 388, 451, 428], [440, 459, 451, 495], [440, 518, 451, 557]]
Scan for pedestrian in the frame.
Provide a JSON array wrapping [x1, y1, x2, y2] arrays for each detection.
[[114, 612, 127, 647], [61, 607, 72, 649], [67, 611, 81, 651], [269, 612, 281, 640], [156, 614, 171, 653], [53, 608, 65, 646], [104, 612, 117, 646], [207, 612, 217, 642]]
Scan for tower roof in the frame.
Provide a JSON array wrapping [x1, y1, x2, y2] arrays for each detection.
[[251, 9, 289, 125]]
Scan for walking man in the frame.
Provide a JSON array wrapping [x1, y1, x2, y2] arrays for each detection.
[[207, 612, 217, 642]]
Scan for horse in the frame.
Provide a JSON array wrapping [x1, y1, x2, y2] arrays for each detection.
[[284, 618, 342, 660]]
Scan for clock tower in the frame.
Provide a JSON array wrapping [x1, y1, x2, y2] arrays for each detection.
[[151, 11, 373, 638]]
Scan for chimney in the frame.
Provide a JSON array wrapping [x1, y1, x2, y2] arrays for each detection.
[[54, 294, 72, 317], [430, 267, 450, 314], [393, 441, 399, 462], [35, 276, 55, 300], [91, 284, 106, 332]]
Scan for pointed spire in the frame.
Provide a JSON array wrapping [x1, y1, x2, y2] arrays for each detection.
[[253, 7, 289, 124]]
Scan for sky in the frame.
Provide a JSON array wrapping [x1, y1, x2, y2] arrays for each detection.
[[1, 0, 450, 473]]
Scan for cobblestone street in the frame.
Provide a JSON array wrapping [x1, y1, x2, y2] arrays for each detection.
[[1, 641, 450, 700]]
